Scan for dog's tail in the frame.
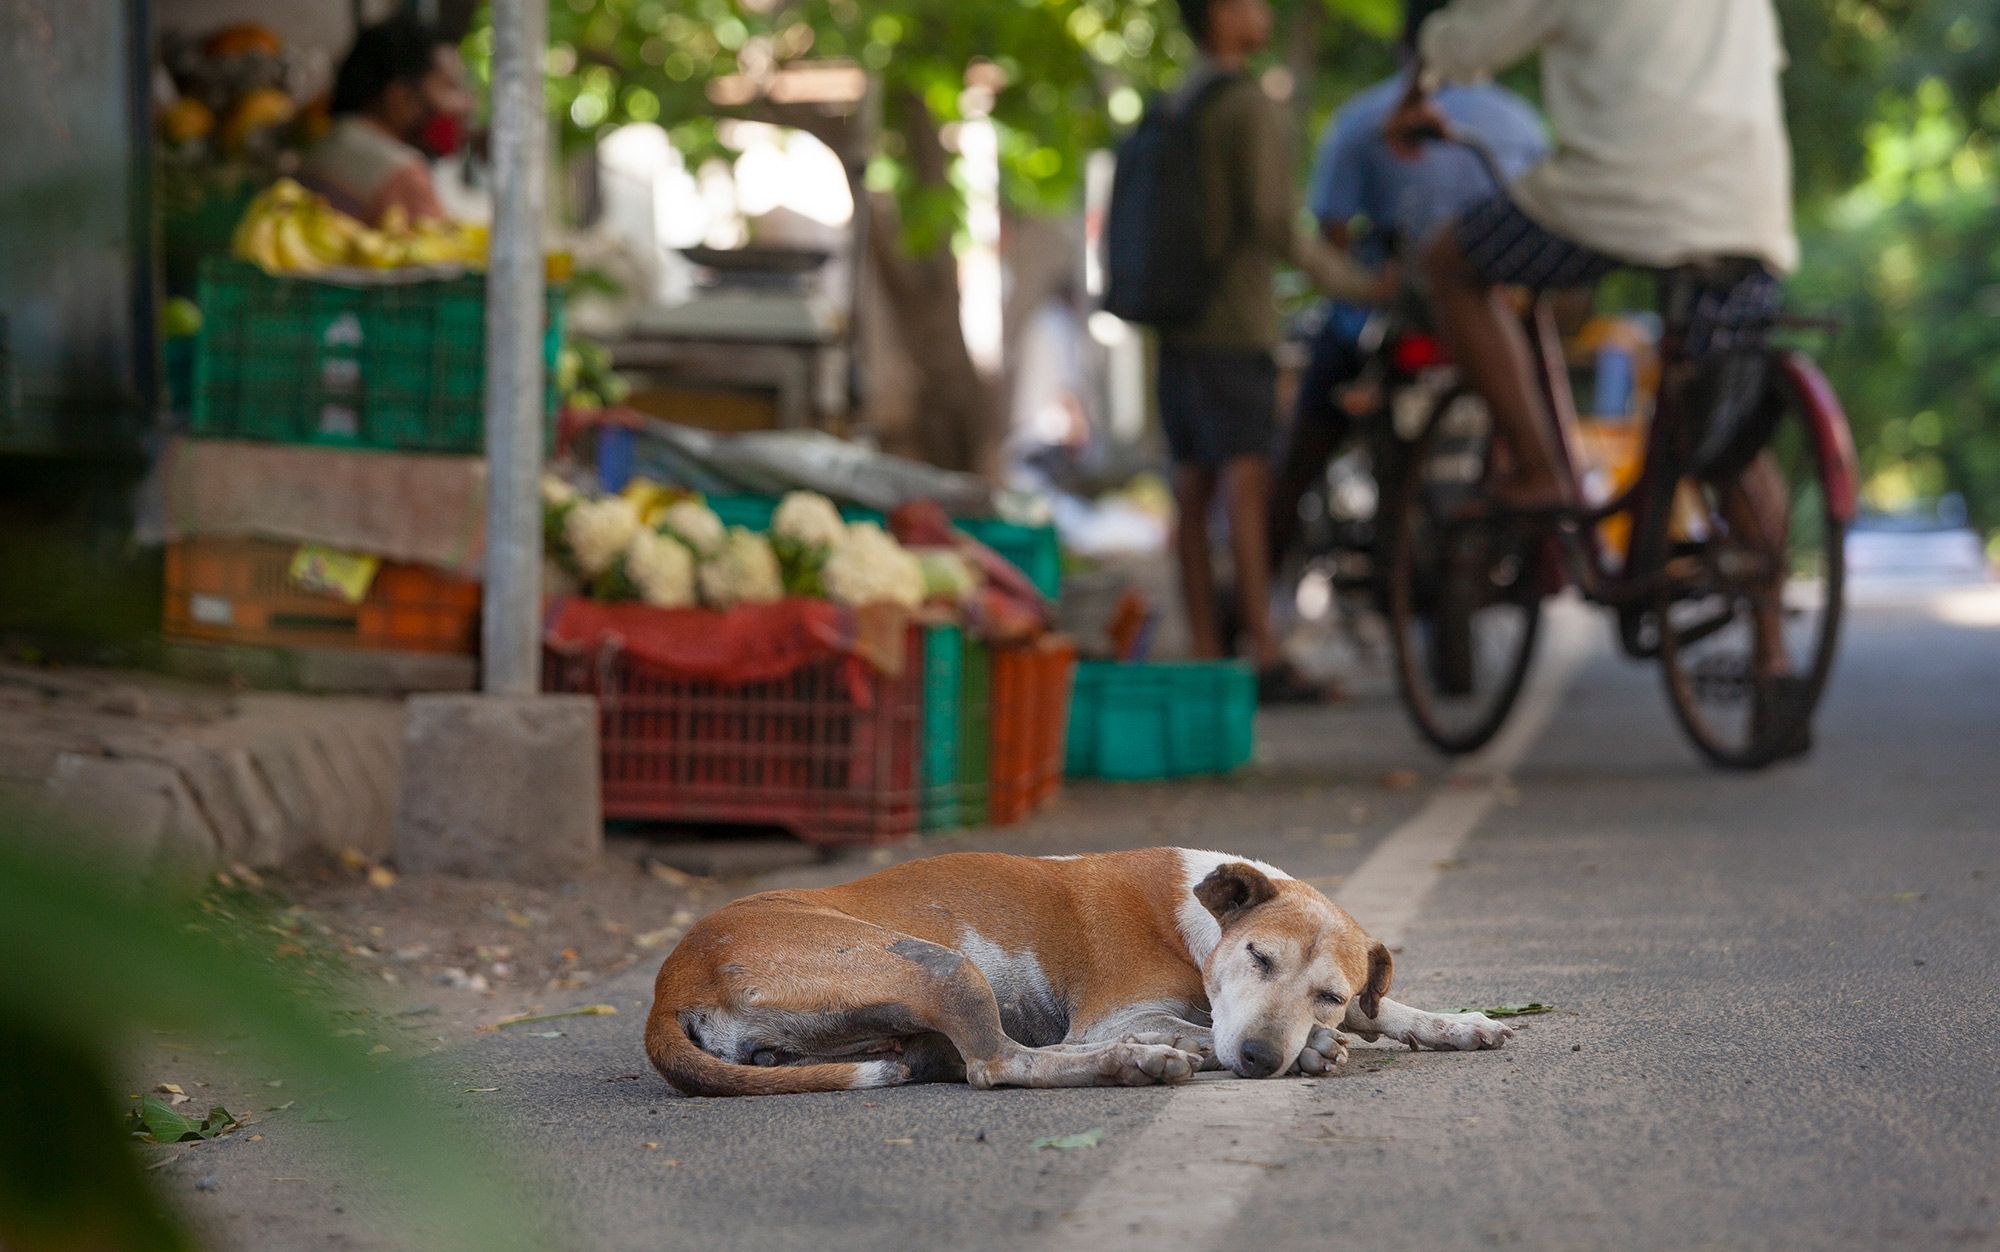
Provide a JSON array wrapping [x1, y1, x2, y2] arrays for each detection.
[[644, 1006, 906, 1098]]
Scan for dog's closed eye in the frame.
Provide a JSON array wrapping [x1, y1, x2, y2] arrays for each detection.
[[1314, 990, 1347, 1007], [1246, 944, 1275, 976]]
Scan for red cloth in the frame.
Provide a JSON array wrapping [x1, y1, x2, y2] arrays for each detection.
[[543, 599, 909, 701]]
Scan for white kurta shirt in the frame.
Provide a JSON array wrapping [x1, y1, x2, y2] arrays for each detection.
[[1419, 0, 1799, 274]]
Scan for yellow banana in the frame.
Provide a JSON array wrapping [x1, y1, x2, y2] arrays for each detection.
[[273, 212, 325, 274]]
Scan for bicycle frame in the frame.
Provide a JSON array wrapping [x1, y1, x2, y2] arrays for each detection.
[[1518, 298, 1861, 660]]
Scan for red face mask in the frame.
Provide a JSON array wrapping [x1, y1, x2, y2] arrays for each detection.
[[417, 111, 464, 160]]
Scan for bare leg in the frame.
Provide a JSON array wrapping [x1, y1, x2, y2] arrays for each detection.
[[1223, 455, 1285, 668], [1267, 412, 1343, 575], [1174, 464, 1224, 658], [1723, 452, 1792, 675], [1343, 996, 1513, 1051], [1423, 231, 1573, 510]]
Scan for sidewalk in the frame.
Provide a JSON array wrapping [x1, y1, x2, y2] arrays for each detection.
[[0, 662, 404, 874]]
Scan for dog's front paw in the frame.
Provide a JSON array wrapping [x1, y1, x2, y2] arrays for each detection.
[[1290, 1026, 1349, 1076], [1094, 1041, 1203, 1087], [1407, 1011, 1513, 1052], [1125, 1031, 1219, 1071]]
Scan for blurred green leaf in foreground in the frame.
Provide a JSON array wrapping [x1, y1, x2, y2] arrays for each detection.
[[0, 806, 538, 1252]]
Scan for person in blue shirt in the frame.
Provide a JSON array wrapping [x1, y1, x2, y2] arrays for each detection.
[[1268, 0, 1546, 571]]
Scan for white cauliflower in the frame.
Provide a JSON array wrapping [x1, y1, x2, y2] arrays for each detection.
[[661, 499, 726, 557], [698, 527, 784, 608], [915, 549, 980, 604], [772, 491, 847, 549], [540, 474, 579, 508], [822, 521, 926, 609], [624, 529, 696, 608], [562, 495, 642, 578]]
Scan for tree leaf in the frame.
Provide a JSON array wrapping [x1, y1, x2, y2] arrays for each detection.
[[1458, 1003, 1554, 1018], [1032, 1126, 1104, 1150]]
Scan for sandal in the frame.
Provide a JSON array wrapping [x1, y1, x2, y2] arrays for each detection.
[[1257, 664, 1342, 707]]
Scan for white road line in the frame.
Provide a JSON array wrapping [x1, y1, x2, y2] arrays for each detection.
[[1050, 603, 1593, 1249]]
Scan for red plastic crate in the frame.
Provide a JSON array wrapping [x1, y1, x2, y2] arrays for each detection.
[[163, 537, 479, 655], [545, 626, 923, 847], [989, 635, 1078, 826]]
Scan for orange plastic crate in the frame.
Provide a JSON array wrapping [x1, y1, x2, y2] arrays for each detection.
[[163, 538, 480, 655], [544, 626, 923, 848], [989, 635, 1078, 826]]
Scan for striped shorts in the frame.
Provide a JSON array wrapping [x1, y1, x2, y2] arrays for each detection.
[[1453, 194, 1621, 291]]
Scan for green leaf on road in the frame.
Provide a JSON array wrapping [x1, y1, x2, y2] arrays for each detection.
[[131, 1095, 237, 1142], [1032, 1127, 1104, 1150], [1459, 1003, 1554, 1018]]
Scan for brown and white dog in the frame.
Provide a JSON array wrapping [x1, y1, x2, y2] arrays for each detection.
[[646, 848, 1513, 1096]]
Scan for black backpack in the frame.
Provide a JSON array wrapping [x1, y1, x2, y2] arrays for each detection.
[[1102, 72, 1239, 328]]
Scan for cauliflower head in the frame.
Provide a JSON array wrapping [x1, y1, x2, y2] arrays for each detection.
[[698, 527, 785, 608], [772, 491, 847, 549], [625, 529, 696, 608], [661, 499, 727, 557], [563, 495, 642, 578], [823, 521, 926, 610]]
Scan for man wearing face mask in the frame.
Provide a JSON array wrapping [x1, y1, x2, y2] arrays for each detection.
[[300, 18, 473, 227]]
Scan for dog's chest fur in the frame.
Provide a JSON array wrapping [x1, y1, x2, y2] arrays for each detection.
[[956, 929, 1070, 1046]]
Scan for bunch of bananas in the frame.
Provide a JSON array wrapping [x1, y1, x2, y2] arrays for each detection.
[[230, 180, 489, 275]]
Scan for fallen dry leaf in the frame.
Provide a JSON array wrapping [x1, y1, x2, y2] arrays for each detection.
[[1381, 768, 1421, 792], [480, 1004, 618, 1032], [366, 865, 397, 890], [883, 1137, 915, 1146], [634, 927, 680, 951], [155, 1083, 191, 1107], [646, 860, 709, 889], [465, 1087, 500, 1094]]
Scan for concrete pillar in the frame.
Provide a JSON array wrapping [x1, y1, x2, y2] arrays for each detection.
[[392, 0, 603, 883], [395, 694, 601, 883]]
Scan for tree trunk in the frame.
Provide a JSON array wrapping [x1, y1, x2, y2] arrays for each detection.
[[863, 89, 998, 477]]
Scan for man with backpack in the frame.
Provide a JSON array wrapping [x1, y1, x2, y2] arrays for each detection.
[[1107, 0, 1390, 702]]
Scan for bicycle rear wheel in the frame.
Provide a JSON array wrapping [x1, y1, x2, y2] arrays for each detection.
[[1656, 355, 1847, 769], [1385, 389, 1544, 755]]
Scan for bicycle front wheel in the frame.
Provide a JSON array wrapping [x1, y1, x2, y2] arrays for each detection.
[[1656, 353, 1848, 769], [1384, 388, 1544, 755]]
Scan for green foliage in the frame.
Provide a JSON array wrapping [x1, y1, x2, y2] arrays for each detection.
[[0, 809, 535, 1252], [1779, 0, 2000, 530], [477, 0, 1397, 252]]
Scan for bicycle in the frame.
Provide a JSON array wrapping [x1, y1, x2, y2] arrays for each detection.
[[1382, 143, 1858, 770]]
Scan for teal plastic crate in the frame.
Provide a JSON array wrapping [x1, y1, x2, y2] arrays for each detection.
[[920, 623, 964, 832], [917, 624, 993, 833], [1065, 660, 1256, 780], [959, 517, 1061, 601], [707, 495, 885, 533], [190, 258, 563, 454]]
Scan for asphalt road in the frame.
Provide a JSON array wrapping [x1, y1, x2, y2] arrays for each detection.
[[172, 585, 2000, 1251]]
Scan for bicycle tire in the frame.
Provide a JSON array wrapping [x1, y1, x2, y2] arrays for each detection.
[[1385, 388, 1544, 756], [1656, 354, 1848, 770]]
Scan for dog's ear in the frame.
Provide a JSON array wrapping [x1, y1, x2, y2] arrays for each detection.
[[1358, 940, 1394, 1018], [1194, 862, 1279, 926]]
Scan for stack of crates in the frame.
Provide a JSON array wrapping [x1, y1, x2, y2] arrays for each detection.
[[164, 259, 562, 664]]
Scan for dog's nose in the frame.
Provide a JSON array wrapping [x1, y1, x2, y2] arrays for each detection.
[[1236, 1038, 1284, 1078]]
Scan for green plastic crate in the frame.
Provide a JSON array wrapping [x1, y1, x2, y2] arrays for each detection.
[[920, 623, 964, 832], [1065, 660, 1256, 780], [190, 258, 563, 454], [917, 625, 993, 833], [959, 517, 1061, 601]]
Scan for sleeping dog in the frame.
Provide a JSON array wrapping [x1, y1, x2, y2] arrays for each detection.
[[646, 848, 1512, 1096]]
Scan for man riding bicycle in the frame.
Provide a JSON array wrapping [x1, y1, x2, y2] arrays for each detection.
[[1268, 0, 1546, 580], [1387, 0, 1799, 677]]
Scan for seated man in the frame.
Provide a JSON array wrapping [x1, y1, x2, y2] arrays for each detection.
[[1391, 0, 1796, 516], [300, 18, 473, 227], [1269, 0, 1546, 572]]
